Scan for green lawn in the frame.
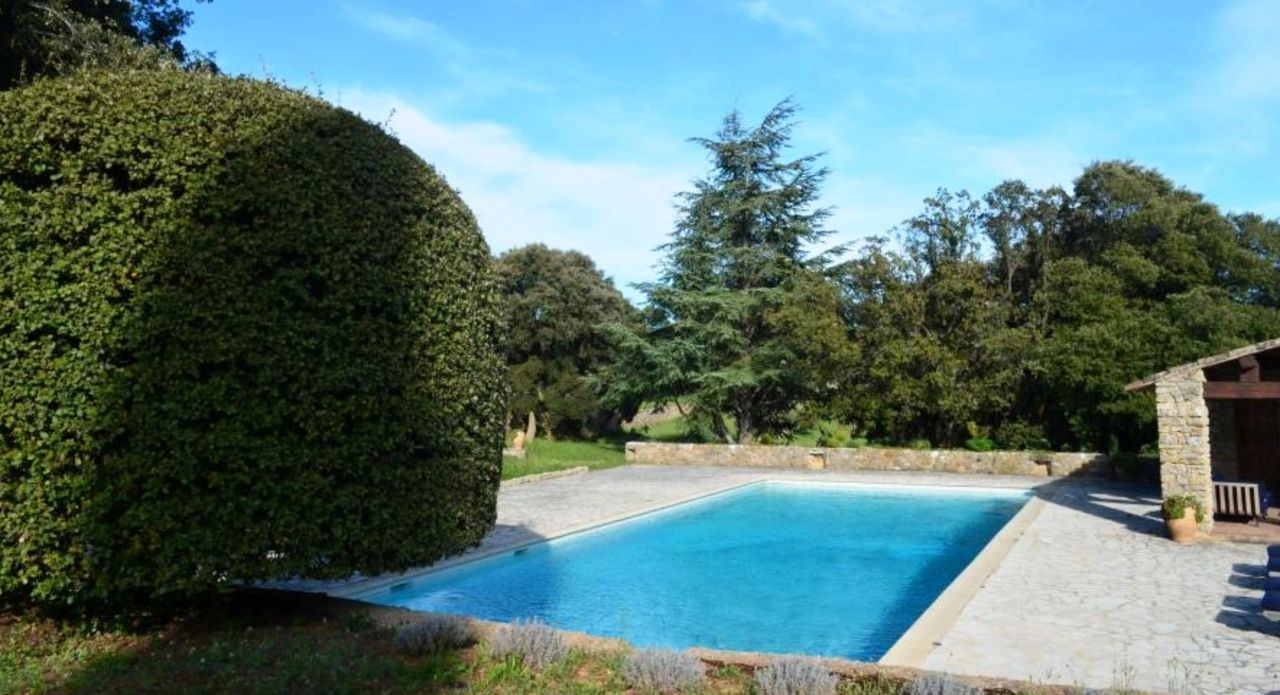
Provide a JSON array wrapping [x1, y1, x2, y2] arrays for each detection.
[[501, 437, 629, 480], [627, 414, 852, 447], [501, 416, 857, 481], [1, 592, 919, 694]]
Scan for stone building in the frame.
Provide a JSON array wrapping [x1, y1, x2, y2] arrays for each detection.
[[1126, 338, 1280, 531]]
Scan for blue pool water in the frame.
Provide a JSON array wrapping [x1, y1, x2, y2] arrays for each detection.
[[359, 482, 1029, 661]]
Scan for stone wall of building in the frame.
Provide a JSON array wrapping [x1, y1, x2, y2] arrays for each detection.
[[1208, 399, 1237, 480], [1155, 370, 1214, 531], [624, 441, 1109, 478]]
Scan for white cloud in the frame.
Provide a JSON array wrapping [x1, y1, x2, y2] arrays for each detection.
[[836, 0, 971, 34], [1182, 0, 1280, 161], [737, 0, 971, 38], [822, 176, 924, 242], [743, 0, 824, 39], [336, 90, 700, 293], [902, 126, 1085, 191], [958, 140, 1083, 190], [337, 2, 464, 53], [1212, 0, 1280, 103], [335, 2, 549, 99]]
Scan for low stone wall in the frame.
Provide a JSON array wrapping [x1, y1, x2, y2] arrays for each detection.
[[624, 441, 1108, 478]]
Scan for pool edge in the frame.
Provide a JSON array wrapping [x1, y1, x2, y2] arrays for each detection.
[[342, 474, 1044, 651], [878, 484, 1050, 667], [333, 477, 765, 599]]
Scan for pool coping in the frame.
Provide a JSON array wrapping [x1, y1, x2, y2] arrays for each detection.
[[879, 483, 1051, 666], [334, 477, 764, 599], [340, 472, 1050, 668]]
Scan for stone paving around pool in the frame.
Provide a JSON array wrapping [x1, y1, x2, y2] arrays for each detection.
[[922, 480, 1280, 695], [341, 465, 1280, 694]]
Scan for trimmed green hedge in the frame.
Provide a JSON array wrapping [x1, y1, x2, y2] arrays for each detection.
[[0, 69, 506, 610]]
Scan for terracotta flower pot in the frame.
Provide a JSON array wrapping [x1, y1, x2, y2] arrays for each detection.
[[1166, 507, 1198, 544]]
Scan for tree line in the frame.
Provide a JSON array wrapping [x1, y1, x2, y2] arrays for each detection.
[[9, 2, 1276, 455], [501, 101, 1280, 453]]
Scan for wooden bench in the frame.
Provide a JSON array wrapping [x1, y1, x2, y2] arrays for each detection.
[[1213, 481, 1268, 524]]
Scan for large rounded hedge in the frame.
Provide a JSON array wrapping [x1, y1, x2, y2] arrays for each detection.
[[0, 69, 507, 609]]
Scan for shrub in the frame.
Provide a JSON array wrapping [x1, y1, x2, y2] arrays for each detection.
[[0, 70, 507, 611], [846, 436, 869, 448], [993, 421, 1050, 451], [814, 421, 846, 448], [622, 648, 705, 692], [488, 620, 568, 669], [392, 614, 477, 656], [906, 673, 981, 695], [962, 437, 996, 452], [844, 676, 907, 695], [1162, 494, 1205, 523], [907, 438, 932, 450], [753, 657, 838, 695]]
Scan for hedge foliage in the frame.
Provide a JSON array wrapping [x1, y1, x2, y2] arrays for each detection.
[[0, 69, 506, 610]]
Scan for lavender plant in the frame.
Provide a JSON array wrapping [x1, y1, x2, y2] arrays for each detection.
[[622, 648, 706, 692]]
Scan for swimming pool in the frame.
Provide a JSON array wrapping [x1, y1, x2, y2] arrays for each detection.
[[355, 481, 1030, 661]]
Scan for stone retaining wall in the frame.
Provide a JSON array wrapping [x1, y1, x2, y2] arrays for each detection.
[[624, 441, 1108, 478]]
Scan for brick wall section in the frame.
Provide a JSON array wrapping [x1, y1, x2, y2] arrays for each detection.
[[624, 442, 1109, 478], [1208, 400, 1237, 480], [1155, 370, 1214, 531]]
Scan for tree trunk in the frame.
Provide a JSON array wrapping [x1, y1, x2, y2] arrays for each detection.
[[524, 411, 537, 444], [712, 412, 732, 444], [672, 398, 688, 418], [735, 410, 753, 444]]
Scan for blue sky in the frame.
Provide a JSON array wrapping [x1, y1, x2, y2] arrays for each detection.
[[186, 0, 1280, 293]]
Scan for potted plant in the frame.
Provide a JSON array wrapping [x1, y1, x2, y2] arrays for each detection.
[[1162, 494, 1204, 544]]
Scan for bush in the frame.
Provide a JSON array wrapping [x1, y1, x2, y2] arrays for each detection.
[[962, 437, 996, 452], [753, 657, 838, 695], [1112, 452, 1159, 482], [1162, 494, 1205, 523], [992, 421, 1049, 451], [392, 614, 477, 656], [846, 436, 869, 448], [622, 648, 705, 692], [814, 421, 847, 448], [0, 70, 507, 611], [905, 673, 981, 695], [906, 438, 932, 450], [488, 620, 568, 669]]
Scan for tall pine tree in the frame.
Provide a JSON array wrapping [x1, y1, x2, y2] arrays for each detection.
[[608, 99, 848, 443]]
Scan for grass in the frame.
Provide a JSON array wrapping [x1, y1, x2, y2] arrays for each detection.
[[500, 413, 707, 481], [632, 415, 703, 442], [501, 437, 629, 480], [628, 414, 854, 447], [1, 592, 922, 694], [501, 413, 864, 481], [1, 593, 455, 695]]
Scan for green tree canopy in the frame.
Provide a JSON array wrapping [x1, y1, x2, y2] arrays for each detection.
[[835, 160, 1280, 451], [494, 244, 634, 437], [1, 0, 211, 90], [608, 99, 851, 443]]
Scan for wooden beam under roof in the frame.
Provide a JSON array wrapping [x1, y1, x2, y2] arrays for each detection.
[[1204, 381, 1280, 399]]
